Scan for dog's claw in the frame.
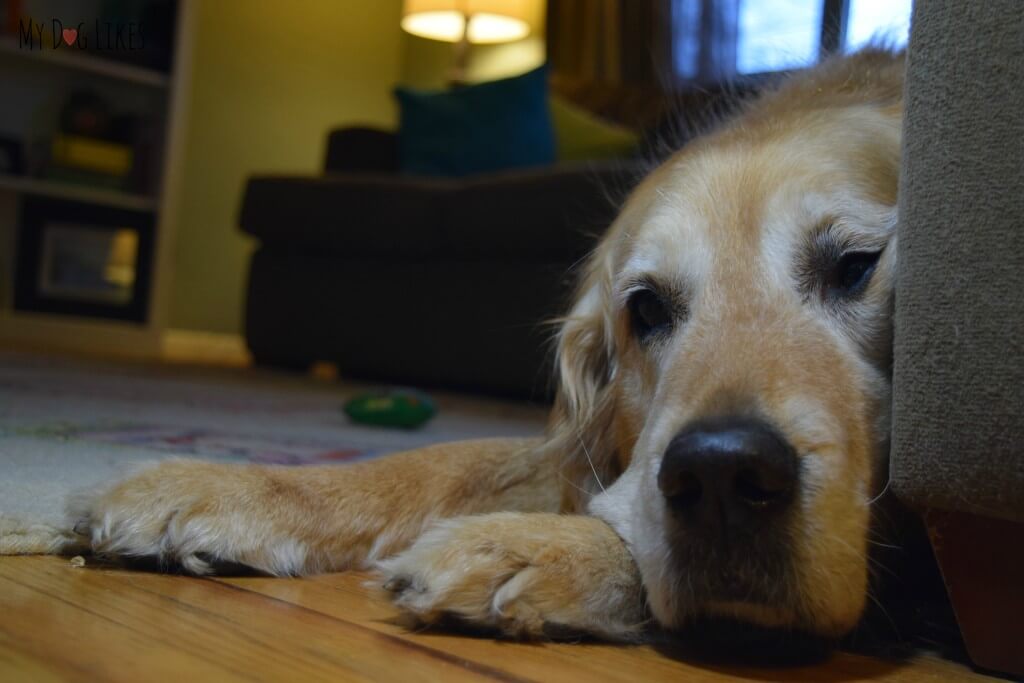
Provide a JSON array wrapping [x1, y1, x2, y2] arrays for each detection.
[[383, 576, 410, 592]]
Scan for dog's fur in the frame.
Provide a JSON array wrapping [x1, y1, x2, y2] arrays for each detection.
[[75, 49, 906, 643]]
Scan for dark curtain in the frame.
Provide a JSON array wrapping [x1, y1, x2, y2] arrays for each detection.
[[545, 0, 674, 127], [545, 1, 834, 147], [546, 0, 673, 87], [548, 0, 748, 88]]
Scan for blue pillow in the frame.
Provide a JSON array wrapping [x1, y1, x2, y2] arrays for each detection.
[[394, 66, 556, 177]]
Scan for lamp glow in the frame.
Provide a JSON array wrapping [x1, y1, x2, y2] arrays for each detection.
[[402, 1, 533, 44], [401, 11, 466, 42], [466, 13, 530, 43]]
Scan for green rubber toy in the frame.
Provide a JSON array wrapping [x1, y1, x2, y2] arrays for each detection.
[[343, 389, 437, 428]]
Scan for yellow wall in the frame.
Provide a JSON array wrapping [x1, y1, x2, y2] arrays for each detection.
[[169, 1, 404, 334]]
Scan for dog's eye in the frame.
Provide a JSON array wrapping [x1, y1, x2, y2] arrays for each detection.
[[831, 251, 882, 298], [628, 289, 674, 341]]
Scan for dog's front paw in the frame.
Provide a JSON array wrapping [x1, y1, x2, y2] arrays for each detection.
[[70, 460, 305, 575], [378, 512, 647, 641]]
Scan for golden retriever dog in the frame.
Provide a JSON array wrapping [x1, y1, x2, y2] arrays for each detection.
[[74, 48, 905, 644]]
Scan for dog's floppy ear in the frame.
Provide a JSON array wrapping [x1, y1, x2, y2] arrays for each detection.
[[545, 248, 621, 512]]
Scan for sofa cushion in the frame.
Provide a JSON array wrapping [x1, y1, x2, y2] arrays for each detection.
[[550, 95, 640, 162], [241, 161, 644, 260], [394, 66, 556, 177], [447, 161, 642, 259], [240, 174, 449, 256]]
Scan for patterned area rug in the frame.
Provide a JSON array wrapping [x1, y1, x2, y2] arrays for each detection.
[[0, 350, 547, 553]]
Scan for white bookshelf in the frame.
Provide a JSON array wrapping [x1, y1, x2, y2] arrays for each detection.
[[0, 34, 169, 88], [0, 174, 156, 211], [0, 1, 193, 359]]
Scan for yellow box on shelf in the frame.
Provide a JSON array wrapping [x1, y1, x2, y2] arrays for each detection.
[[51, 135, 133, 176]]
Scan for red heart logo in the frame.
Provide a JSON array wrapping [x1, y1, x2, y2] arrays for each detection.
[[62, 28, 77, 46]]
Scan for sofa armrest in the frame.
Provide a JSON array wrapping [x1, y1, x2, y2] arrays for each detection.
[[892, 0, 1024, 525], [324, 127, 399, 174]]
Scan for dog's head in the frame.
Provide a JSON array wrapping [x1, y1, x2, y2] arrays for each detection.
[[548, 50, 905, 638]]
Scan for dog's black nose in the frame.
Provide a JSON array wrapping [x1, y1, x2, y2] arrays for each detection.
[[659, 416, 798, 533]]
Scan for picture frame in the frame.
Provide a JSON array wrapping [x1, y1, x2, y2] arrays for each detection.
[[14, 196, 154, 322]]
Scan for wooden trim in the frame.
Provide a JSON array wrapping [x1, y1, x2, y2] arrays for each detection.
[[160, 329, 250, 367], [926, 509, 1024, 678], [0, 310, 161, 358]]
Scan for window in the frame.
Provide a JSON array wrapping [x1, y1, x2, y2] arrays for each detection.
[[844, 0, 914, 51], [737, 0, 822, 75], [672, 0, 913, 81]]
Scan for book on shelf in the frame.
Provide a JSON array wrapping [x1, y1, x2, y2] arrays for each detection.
[[51, 134, 133, 176], [43, 166, 127, 192]]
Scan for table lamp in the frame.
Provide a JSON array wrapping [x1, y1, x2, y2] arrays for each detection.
[[402, 0, 536, 82]]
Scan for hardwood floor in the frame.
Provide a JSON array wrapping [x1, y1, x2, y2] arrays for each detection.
[[0, 556, 998, 682]]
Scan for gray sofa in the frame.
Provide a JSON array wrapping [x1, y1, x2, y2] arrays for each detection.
[[892, 0, 1023, 676]]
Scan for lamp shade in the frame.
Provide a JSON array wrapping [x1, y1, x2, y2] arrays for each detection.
[[402, 0, 534, 44]]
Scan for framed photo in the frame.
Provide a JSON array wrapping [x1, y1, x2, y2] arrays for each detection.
[[14, 197, 154, 322]]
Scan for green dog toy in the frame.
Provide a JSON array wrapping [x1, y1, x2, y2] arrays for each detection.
[[343, 389, 437, 428]]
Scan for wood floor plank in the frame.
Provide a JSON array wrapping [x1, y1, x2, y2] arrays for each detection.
[[0, 556, 505, 683], [217, 570, 995, 683], [0, 569, 250, 682], [0, 641, 69, 683], [0, 556, 1001, 682]]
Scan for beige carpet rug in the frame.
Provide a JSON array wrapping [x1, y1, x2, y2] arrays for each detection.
[[0, 350, 547, 555]]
